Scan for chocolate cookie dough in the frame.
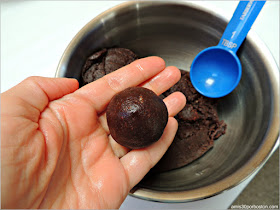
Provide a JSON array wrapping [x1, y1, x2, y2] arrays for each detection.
[[153, 70, 227, 171], [81, 47, 227, 171], [106, 87, 168, 149], [81, 48, 137, 85]]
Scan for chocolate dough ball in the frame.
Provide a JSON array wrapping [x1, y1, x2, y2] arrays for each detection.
[[106, 87, 168, 149]]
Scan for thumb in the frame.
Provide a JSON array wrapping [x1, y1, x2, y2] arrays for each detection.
[[2, 76, 79, 112]]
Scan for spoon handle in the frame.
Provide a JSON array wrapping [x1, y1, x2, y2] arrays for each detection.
[[218, 0, 266, 53]]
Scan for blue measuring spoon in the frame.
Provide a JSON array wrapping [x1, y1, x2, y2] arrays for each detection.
[[190, 1, 266, 98]]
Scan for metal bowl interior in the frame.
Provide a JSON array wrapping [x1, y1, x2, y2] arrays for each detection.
[[56, 1, 279, 202]]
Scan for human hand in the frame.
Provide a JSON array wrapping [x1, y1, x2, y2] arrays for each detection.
[[1, 57, 186, 209]]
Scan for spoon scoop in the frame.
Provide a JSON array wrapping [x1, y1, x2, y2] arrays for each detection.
[[190, 0, 266, 98]]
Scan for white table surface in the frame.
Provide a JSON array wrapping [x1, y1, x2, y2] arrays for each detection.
[[1, 1, 279, 209]]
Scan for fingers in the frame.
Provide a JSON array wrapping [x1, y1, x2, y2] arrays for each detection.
[[98, 65, 183, 133], [163, 92, 186, 117], [74, 56, 166, 114], [141, 66, 181, 95], [2, 76, 79, 112], [120, 117, 178, 189], [108, 135, 131, 158]]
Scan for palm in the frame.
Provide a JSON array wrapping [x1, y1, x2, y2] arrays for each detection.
[[39, 97, 129, 209], [1, 57, 186, 209]]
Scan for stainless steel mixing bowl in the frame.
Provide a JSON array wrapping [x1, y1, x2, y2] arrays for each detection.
[[56, 1, 279, 202]]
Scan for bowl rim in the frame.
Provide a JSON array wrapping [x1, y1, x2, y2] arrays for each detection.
[[55, 0, 280, 203]]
